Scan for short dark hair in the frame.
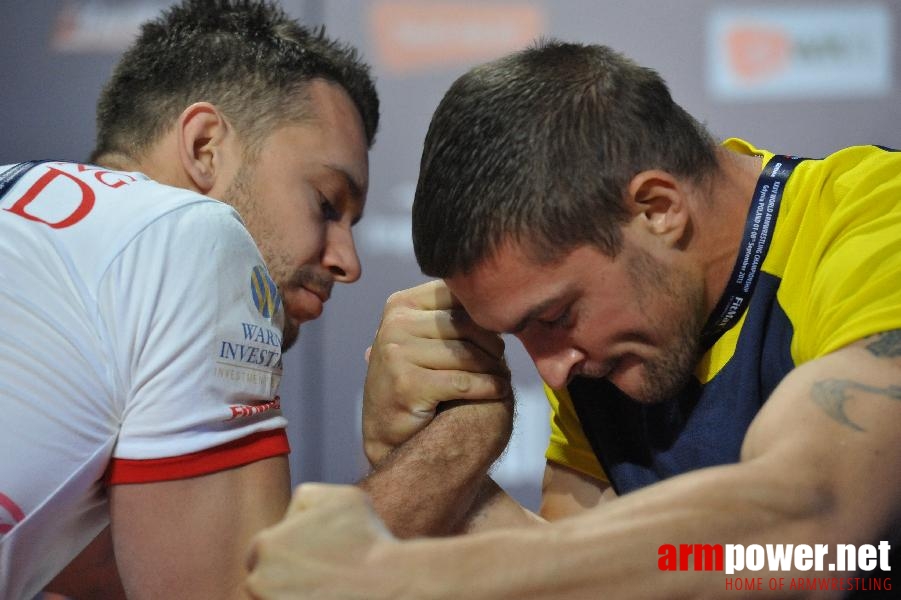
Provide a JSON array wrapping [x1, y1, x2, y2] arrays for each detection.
[[91, 0, 379, 162], [412, 39, 717, 277]]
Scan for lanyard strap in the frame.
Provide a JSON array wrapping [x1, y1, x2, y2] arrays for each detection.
[[0, 160, 54, 199], [699, 155, 807, 351]]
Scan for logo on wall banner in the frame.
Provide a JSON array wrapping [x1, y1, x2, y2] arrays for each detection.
[[51, 1, 169, 53], [706, 4, 892, 101], [250, 265, 281, 320], [370, 1, 545, 75]]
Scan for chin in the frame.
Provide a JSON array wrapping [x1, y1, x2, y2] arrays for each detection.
[[607, 363, 650, 402], [635, 369, 696, 405], [611, 364, 682, 405]]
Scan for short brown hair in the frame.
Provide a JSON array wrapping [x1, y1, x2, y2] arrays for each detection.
[[91, 0, 379, 163], [412, 40, 716, 277]]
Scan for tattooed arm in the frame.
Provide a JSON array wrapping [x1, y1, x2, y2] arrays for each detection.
[[737, 329, 901, 546], [810, 332, 901, 431]]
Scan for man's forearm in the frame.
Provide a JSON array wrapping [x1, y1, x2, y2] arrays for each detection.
[[461, 477, 544, 534], [359, 399, 512, 538], [382, 459, 852, 600]]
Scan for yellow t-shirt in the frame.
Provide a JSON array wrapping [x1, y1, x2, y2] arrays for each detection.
[[545, 139, 901, 482]]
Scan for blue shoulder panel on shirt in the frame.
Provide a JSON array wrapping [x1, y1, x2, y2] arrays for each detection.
[[569, 273, 797, 495]]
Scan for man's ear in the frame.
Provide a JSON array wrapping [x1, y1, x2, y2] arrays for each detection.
[[625, 169, 691, 248], [176, 102, 232, 194]]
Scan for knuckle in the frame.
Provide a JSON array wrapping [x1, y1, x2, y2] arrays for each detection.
[[451, 372, 472, 393], [385, 290, 401, 306], [381, 305, 401, 322], [380, 309, 413, 334], [385, 290, 409, 310], [379, 341, 406, 367]]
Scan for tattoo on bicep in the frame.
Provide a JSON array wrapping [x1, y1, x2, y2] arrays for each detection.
[[811, 379, 901, 432], [866, 330, 901, 358]]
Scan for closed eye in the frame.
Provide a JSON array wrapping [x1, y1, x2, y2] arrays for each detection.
[[538, 306, 572, 330], [319, 193, 340, 221]]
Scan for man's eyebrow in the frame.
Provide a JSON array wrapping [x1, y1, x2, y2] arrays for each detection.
[[324, 164, 365, 201]]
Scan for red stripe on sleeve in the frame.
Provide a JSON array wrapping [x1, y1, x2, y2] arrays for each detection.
[[106, 428, 290, 485]]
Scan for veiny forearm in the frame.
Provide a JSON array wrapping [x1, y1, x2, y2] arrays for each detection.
[[390, 459, 853, 600], [359, 399, 512, 538]]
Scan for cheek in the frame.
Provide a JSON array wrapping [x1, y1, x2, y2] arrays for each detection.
[[570, 306, 617, 352], [257, 227, 327, 284], [272, 210, 327, 262], [284, 230, 326, 265]]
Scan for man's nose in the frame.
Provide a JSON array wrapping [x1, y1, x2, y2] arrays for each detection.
[[324, 227, 361, 283], [529, 346, 585, 390]]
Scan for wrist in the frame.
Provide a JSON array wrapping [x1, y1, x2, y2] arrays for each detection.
[[434, 396, 514, 464]]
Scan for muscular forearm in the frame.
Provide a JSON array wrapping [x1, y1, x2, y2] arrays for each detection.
[[460, 477, 544, 534], [248, 337, 900, 599], [359, 399, 512, 538], [386, 459, 856, 600], [405, 334, 901, 598]]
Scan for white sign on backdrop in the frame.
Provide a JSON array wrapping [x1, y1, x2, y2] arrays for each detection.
[[706, 4, 893, 101]]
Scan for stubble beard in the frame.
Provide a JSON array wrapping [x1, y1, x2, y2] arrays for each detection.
[[224, 163, 300, 351], [627, 248, 707, 404]]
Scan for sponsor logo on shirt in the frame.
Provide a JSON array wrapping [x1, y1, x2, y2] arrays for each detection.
[[227, 396, 282, 421], [215, 265, 284, 391], [250, 264, 281, 319], [1, 162, 138, 229]]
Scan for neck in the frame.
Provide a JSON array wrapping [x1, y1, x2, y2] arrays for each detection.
[[94, 132, 199, 193], [94, 151, 139, 172], [699, 146, 765, 316]]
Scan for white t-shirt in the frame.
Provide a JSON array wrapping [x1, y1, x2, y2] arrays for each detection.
[[0, 161, 289, 598]]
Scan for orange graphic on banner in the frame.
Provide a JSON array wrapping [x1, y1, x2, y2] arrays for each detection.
[[726, 25, 790, 82], [371, 1, 544, 75]]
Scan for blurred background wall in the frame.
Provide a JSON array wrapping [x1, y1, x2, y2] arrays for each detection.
[[2, 0, 898, 511]]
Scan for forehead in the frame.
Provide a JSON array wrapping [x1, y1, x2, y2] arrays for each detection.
[[445, 242, 584, 330], [260, 79, 370, 190], [305, 78, 368, 146], [448, 240, 637, 334]]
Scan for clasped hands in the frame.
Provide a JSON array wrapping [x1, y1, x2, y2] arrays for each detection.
[[246, 280, 514, 599], [362, 279, 514, 465]]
